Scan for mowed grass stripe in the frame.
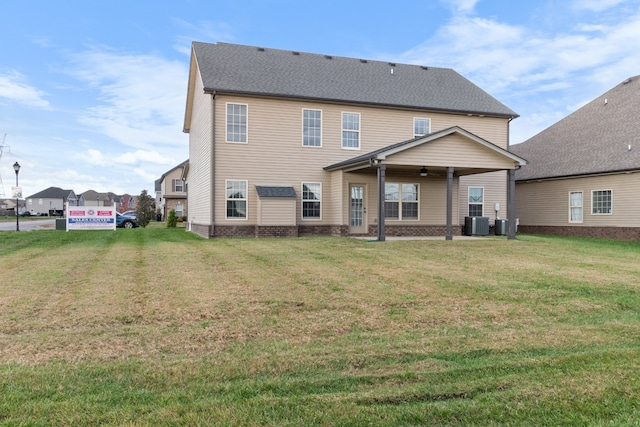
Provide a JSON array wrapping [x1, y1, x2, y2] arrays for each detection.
[[1, 229, 639, 424]]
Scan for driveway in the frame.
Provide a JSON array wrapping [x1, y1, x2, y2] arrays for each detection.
[[0, 219, 56, 231]]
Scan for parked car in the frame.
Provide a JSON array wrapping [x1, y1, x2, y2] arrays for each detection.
[[116, 212, 139, 228]]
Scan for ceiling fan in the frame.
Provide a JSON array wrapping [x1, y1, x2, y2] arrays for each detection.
[[419, 166, 441, 177]]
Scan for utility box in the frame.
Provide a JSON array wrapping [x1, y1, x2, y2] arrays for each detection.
[[55, 218, 66, 231], [464, 216, 489, 236], [495, 218, 508, 236]]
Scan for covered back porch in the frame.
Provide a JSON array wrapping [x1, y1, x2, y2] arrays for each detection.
[[324, 126, 528, 241]]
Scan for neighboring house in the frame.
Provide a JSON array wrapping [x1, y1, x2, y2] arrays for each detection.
[[158, 160, 188, 220], [183, 42, 526, 239], [118, 194, 138, 213], [511, 75, 640, 240], [81, 190, 114, 207], [24, 187, 78, 216], [154, 179, 162, 218]]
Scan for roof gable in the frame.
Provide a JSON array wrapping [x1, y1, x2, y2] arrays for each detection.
[[325, 126, 526, 172], [190, 42, 518, 119], [512, 75, 640, 181]]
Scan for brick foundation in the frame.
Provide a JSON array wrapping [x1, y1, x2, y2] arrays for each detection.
[[255, 226, 298, 238], [369, 224, 463, 237], [194, 224, 464, 239], [190, 223, 212, 239], [518, 225, 640, 241]]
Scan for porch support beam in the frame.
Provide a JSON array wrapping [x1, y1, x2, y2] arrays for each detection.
[[507, 168, 516, 240], [446, 167, 454, 240], [377, 163, 386, 241]]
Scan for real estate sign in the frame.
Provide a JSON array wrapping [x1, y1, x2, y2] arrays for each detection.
[[66, 206, 116, 231]]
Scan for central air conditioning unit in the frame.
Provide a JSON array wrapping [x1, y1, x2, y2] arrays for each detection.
[[464, 216, 489, 236]]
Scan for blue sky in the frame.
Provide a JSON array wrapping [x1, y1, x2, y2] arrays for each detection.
[[2, 0, 640, 198]]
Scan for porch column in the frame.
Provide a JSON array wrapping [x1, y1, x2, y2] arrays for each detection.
[[446, 167, 454, 240], [377, 163, 386, 241], [507, 168, 516, 240]]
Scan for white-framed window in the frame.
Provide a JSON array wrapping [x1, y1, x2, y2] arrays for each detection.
[[225, 180, 247, 219], [414, 118, 431, 137], [175, 203, 183, 217], [468, 187, 484, 216], [226, 103, 248, 143], [569, 191, 583, 223], [384, 183, 419, 220], [342, 112, 360, 149], [172, 179, 184, 192], [591, 190, 612, 215], [302, 109, 322, 147], [302, 182, 321, 219]]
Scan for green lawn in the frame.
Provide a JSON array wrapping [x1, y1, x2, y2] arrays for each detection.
[[1, 229, 639, 425]]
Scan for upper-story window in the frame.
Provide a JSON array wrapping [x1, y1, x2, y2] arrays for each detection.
[[414, 118, 431, 137], [302, 109, 322, 147], [172, 179, 184, 192], [591, 190, 612, 215], [226, 103, 247, 143], [342, 112, 360, 149]]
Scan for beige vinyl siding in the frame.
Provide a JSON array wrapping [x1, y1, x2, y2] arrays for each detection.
[[336, 171, 459, 226], [386, 134, 515, 169], [187, 68, 213, 224], [516, 173, 640, 227], [257, 199, 296, 226], [459, 171, 507, 223], [212, 94, 510, 225]]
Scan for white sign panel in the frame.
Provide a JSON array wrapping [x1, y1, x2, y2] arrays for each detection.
[[11, 186, 22, 198], [66, 206, 116, 231]]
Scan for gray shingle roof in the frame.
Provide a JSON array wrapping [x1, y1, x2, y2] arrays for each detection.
[[511, 75, 640, 181], [255, 186, 297, 198], [192, 42, 518, 118], [25, 186, 74, 199]]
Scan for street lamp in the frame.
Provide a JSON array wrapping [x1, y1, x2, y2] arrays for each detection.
[[13, 162, 20, 232]]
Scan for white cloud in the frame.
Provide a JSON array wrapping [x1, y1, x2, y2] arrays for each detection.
[[439, 0, 480, 14], [0, 70, 50, 108], [75, 149, 105, 166], [68, 48, 189, 152], [115, 150, 174, 165], [572, 0, 627, 12], [172, 18, 236, 55]]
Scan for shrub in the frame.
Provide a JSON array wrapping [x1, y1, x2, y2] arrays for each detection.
[[167, 209, 177, 228]]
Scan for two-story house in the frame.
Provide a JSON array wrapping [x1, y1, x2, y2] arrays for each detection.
[[157, 160, 188, 220], [25, 186, 78, 216], [183, 42, 526, 239]]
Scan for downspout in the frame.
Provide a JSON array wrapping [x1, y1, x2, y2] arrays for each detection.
[[211, 92, 216, 237], [507, 115, 516, 240]]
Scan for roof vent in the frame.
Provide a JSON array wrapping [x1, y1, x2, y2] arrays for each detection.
[[292, 51, 300, 55], [421, 66, 429, 70], [324, 55, 333, 60], [360, 59, 368, 63], [623, 77, 632, 84], [388, 62, 396, 67], [257, 47, 265, 52]]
